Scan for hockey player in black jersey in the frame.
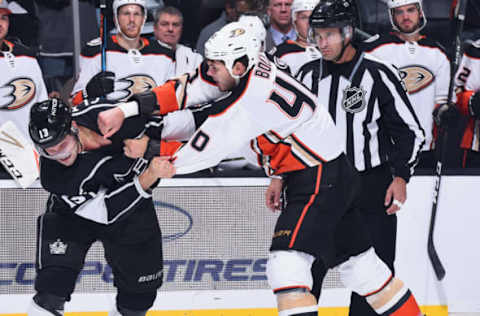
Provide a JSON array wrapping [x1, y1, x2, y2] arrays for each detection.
[[294, 1, 425, 315], [26, 98, 175, 316]]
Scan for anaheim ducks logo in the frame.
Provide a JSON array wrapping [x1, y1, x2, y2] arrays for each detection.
[[230, 28, 246, 38], [117, 75, 156, 100], [398, 65, 434, 94], [0, 78, 36, 110]]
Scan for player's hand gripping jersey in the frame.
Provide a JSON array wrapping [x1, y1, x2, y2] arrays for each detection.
[[360, 33, 450, 149], [455, 39, 480, 151], [40, 101, 156, 225], [72, 35, 176, 105], [0, 40, 47, 137]]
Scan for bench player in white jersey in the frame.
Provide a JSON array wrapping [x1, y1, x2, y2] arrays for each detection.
[[71, 0, 175, 106], [269, 0, 321, 77], [98, 21, 424, 316], [359, 0, 451, 168], [454, 39, 480, 167], [0, 1, 47, 138]]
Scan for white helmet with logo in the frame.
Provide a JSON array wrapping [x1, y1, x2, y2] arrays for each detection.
[[113, 0, 147, 39], [291, 0, 319, 22], [238, 15, 267, 51], [204, 22, 262, 80], [387, 0, 426, 34]]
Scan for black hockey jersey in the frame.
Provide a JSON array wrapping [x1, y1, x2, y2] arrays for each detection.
[[41, 101, 154, 225]]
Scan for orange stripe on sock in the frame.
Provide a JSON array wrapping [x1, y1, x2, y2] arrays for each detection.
[[391, 294, 421, 316]]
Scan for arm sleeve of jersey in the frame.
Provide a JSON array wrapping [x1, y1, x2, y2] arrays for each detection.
[[435, 51, 452, 105], [378, 66, 425, 182], [102, 176, 151, 223], [173, 103, 270, 175], [161, 110, 197, 141], [455, 49, 480, 116], [459, 44, 480, 93], [70, 177, 151, 224]]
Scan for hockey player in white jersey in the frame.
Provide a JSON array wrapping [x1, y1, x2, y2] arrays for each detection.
[[0, 1, 48, 138], [360, 0, 452, 168], [71, 0, 175, 106], [269, 0, 321, 77], [98, 21, 424, 316], [454, 39, 480, 167]]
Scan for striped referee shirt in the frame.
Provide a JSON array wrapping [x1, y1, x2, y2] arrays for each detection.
[[297, 50, 425, 181]]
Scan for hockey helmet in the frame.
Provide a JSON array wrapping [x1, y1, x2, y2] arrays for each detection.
[[309, 0, 357, 29], [291, 0, 320, 22], [29, 98, 75, 158], [238, 14, 267, 51], [387, 0, 426, 34], [0, 0, 12, 15], [204, 21, 262, 80]]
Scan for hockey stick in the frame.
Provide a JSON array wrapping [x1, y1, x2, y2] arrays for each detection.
[[427, 0, 468, 281], [99, 0, 107, 72]]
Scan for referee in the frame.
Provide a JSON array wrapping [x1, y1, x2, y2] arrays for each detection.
[[296, 1, 425, 315]]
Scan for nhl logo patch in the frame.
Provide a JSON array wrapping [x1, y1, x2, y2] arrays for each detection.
[[342, 86, 366, 113]]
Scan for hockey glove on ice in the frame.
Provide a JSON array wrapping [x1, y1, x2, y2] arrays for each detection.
[[85, 71, 115, 99], [433, 104, 459, 128]]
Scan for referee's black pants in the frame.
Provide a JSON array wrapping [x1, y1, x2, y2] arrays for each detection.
[[310, 164, 396, 316]]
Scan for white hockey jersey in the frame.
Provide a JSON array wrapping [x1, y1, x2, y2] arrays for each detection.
[[360, 33, 450, 149], [156, 40, 203, 77], [454, 39, 480, 151], [270, 40, 321, 77], [0, 40, 48, 138], [72, 35, 175, 104], [170, 53, 343, 175]]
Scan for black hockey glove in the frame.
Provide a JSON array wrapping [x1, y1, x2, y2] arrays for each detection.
[[144, 139, 161, 161], [85, 71, 115, 99], [433, 104, 459, 128], [128, 91, 158, 116], [468, 93, 480, 118]]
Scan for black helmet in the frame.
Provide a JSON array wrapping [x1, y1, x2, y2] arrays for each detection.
[[309, 0, 357, 29], [29, 98, 72, 150]]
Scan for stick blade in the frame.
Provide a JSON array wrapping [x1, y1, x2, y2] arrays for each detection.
[[427, 236, 446, 280]]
